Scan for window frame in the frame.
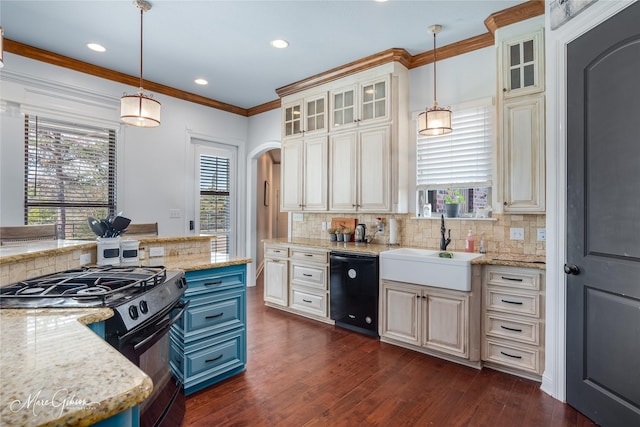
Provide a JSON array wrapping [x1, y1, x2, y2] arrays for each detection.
[[24, 114, 117, 239]]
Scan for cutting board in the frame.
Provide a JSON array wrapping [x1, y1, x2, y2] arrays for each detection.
[[331, 217, 357, 242]]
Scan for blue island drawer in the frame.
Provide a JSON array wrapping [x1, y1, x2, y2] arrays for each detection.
[[184, 329, 246, 380], [181, 289, 245, 337], [185, 264, 246, 295]]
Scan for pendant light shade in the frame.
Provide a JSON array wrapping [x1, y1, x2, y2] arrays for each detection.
[[418, 25, 452, 136], [120, 0, 160, 128]]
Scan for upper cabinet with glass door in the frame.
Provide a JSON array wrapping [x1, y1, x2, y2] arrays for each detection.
[[330, 75, 390, 130], [282, 93, 328, 139], [500, 28, 544, 99]]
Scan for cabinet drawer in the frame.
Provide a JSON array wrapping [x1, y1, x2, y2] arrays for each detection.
[[169, 337, 184, 380], [484, 338, 541, 374], [485, 313, 539, 345], [181, 290, 244, 337], [290, 263, 326, 290], [265, 246, 289, 259], [184, 329, 245, 380], [485, 287, 539, 318], [290, 248, 328, 263], [185, 265, 245, 294], [290, 288, 327, 317], [486, 267, 540, 291]]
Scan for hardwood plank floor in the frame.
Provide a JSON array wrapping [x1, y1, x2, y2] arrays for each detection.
[[184, 280, 596, 426]]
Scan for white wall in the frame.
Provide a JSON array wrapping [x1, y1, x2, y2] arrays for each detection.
[[0, 53, 248, 248]]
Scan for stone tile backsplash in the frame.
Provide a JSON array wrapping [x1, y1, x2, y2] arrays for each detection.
[[292, 213, 546, 256]]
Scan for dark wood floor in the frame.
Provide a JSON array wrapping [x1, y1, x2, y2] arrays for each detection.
[[184, 278, 596, 426]]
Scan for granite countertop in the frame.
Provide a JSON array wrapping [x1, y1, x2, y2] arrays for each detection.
[[142, 253, 252, 272], [0, 308, 153, 427], [264, 237, 546, 270]]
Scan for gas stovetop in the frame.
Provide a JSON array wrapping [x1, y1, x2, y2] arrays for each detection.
[[0, 265, 168, 308], [0, 265, 187, 332]]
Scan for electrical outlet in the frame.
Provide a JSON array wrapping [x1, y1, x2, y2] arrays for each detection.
[[292, 212, 304, 222], [322, 222, 327, 232], [169, 209, 181, 218], [510, 227, 525, 240], [537, 228, 546, 241], [149, 247, 165, 257], [80, 253, 92, 265]]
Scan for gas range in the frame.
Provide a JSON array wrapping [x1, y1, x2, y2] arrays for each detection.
[[0, 265, 187, 333]]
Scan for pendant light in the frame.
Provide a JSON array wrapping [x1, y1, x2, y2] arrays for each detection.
[[120, 0, 161, 128], [418, 25, 452, 136]]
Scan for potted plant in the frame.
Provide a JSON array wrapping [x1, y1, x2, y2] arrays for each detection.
[[444, 188, 465, 218], [342, 227, 353, 242], [336, 227, 344, 241], [327, 228, 337, 241]]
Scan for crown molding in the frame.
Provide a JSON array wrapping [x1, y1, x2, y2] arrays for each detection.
[[484, 0, 545, 34], [409, 32, 495, 69]]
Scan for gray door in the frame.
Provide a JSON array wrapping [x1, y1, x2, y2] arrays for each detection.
[[566, 2, 640, 425]]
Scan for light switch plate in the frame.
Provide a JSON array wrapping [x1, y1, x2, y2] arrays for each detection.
[[510, 227, 525, 240], [169, 209, 181, 218], [537, 228, 546, 241]]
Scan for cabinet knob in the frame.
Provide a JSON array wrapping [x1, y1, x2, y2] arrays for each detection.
[[503, 201, 508, 206], [503, 88, 507, 93]]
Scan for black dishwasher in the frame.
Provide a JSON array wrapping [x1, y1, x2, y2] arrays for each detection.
[[329, 251, 379, 337]]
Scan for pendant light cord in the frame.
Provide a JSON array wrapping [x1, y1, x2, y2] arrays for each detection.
[[433, 31, 437, 106], [139, 6, 144, 90]]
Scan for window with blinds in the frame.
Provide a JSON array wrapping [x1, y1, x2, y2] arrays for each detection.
[[199, 155, 231, 254], [416, 99, 493, 189], [24, 115, 116, 239]]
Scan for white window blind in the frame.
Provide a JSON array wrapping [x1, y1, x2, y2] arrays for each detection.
[[24, 115, 116, 239], [416, 99, 493, 189], [199, 155, 231, 254]]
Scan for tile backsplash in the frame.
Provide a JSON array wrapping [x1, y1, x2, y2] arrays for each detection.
[[292, 213, 546, 256]]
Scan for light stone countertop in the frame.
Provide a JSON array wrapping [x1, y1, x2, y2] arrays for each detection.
[[0, 308, 153, 427], [264, 237, 545, 270], [142, 253, 252, 272]]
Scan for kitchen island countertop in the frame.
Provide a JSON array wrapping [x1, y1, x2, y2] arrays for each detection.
[[0, 308, 153, 427]]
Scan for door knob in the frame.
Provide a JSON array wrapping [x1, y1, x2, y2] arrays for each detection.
[[564, 264, 580, 275]]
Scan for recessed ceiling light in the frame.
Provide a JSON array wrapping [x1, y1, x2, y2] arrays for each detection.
[[194, 78, 208, 85], [87, 43, 106, 52], [271, 39, 289, 49], [374, 0, 389, 2]]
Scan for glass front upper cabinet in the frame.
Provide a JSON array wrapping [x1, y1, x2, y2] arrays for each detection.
[[330, 76, 389, 130], [502, 29, 544, 98], [282, 94, 327, 138]]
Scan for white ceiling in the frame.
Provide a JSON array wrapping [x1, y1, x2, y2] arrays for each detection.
[[1, 0, 525, 110]]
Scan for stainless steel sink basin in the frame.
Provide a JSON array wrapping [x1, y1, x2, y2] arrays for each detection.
[[379, 247, 482, 291]]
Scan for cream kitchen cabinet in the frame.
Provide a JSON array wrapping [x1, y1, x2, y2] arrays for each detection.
[[329, 125, 390, 212], [279, 62, 409, 214], [330, 75, 389, 130], [499, 28, 544, 99], [496, 18, 546, 214], [380, 277, 481, 363], [282, 93, 328, 139], [482, 266, 545, 380], [280, 135, 327, 211], [500, 94, 545, 213], [263, 244, 289, 307], [288, 247, 329, 319]]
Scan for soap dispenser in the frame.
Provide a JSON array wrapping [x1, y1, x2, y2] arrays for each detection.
[[465, 230, 475, 253]]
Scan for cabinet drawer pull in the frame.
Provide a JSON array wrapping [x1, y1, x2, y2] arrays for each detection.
[[302, 273, 313, 277], [501, 299, 523, 305], [304, 254, 313, 257], [500, 351, 522, 359], [205, 312, 224, 319], [501, 276, 523, 282], [302, 299, 312, 303], [272, 259, 280, 263], [274, 250, 281, 253], [205, 280, 223, 286], [205, 354, 223, 363], [174, 358, 182, 365], [500, 325, 523, 333]]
